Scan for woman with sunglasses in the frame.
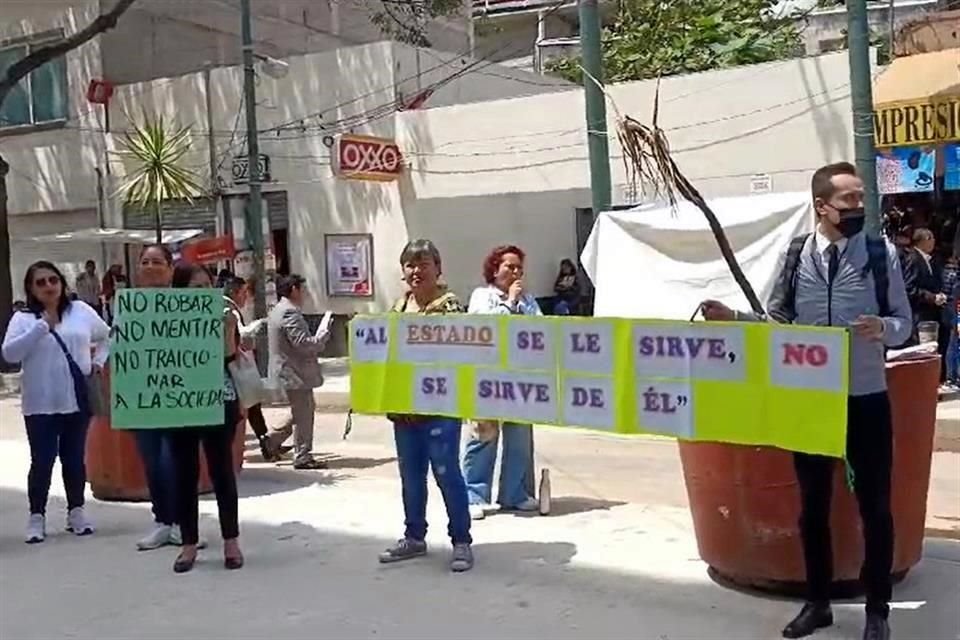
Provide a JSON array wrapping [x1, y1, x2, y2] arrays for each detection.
[[2, 261, 109, 543]]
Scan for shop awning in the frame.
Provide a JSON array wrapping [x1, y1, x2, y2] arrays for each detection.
[[873, 48, 960, 147], [26, 227, 203, 245]]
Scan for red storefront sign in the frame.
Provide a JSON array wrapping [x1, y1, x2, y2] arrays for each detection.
[[181, 235, 235, 264], [334, 134, 404, 181]]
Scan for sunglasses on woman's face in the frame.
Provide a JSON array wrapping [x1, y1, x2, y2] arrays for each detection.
[[34, 275, 61, 288]]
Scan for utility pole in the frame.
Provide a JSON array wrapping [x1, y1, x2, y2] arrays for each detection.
[[240, 0, 268, 371], [846, 0, 881, 235], [578, 0, 611, 219]]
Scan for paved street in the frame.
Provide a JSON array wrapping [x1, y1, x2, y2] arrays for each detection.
[[0, 396, 959, 639]]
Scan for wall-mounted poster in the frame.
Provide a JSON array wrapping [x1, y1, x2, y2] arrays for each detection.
[[945, 143, 960, 191], [325, 233, 373, 297], [876, 146, 936, 194]]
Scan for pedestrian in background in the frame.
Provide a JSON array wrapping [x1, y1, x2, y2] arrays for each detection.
[[75, 260, 102, 316], [223, 276, 274, 460], [266, 274, 330, 469], [2, 261, 108, 543], [701, 162, 911, 640], [167, 263, 243, 573], [379, 239, 473, 572], [461, 245, 541, 520]]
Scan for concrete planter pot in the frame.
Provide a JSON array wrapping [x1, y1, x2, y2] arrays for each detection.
[[84, 365, 246, 501], [679, 355, 940, 596]]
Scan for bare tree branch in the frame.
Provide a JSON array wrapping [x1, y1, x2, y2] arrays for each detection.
[[0, 0, 138, 104]]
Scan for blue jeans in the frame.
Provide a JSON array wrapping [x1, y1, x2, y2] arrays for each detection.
[[393, 417, 471, 545], [462, 422, 535, 508], [134, 430, 177, 525], [947, 328, 959, 382], [24, 412, 89, 515]]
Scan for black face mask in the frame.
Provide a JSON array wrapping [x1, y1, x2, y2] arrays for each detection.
[[833, 207, 866, 238]]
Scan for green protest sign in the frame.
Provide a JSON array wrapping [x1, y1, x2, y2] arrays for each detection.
[[110, 288, 225, 429]]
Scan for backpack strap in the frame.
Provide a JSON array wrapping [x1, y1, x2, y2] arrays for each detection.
[[768, 233, 811, 323], [865, 237, 891, 317]]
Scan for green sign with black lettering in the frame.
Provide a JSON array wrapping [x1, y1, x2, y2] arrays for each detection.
[[110, 288, 225, 429]]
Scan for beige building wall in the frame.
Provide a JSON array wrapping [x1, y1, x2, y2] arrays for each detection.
[[397, 53, 856, 303]]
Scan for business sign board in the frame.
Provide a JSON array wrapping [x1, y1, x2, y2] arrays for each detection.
[[334, 134, 403, 181]]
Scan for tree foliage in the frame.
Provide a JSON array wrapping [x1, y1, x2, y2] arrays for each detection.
[[369, 0, 466, 46], [547, 0, 807, 84], [116, 113, 204, 244]]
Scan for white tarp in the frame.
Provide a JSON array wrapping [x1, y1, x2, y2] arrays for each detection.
[[581, 192, 814, 319]]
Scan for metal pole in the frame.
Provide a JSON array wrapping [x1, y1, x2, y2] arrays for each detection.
[[241, 0, 268, 371], [847, 0, 881, 235], [578, 0, 611, 219]]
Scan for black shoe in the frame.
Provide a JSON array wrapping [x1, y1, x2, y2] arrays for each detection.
[[783, 603, 833, 639], [173, 553, 196, 574], [293, 457, 327, 470], [258, 436, 277, 462], [862, 614, 890, 640]]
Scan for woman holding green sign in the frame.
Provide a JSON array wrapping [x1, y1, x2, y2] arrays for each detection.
[[3, 261, 109, 544], [132, 244, 182, 551], [168, 263, 244, 574]]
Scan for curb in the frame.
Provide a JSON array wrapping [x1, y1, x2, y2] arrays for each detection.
[[925, 526, 960, 541]]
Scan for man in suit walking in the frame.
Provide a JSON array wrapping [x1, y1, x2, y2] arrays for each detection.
[[266, 274, 330, 470]]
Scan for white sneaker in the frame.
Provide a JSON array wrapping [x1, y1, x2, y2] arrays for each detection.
[[66, 507, 94, 536], [25, 514, 45, 544], [511, 497, 540, 512], [469, 504, 487, 520], [137, 524, 172, 551]]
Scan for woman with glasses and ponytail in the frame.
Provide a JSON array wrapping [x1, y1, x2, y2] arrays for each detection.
[[2, 261, 110, 544]]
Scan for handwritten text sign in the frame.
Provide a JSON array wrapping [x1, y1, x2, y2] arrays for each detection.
[[396, 315, 500, 365], [413, 366, 459, 415], [351, 317, 391, 362], [350, 315, 850, 458], [561, 319, 615, 374], [634, 324, 745, 381], [111, 289, 224, 429], [507, 317, 556, 371], [769, 328, 845, 391], [562, 375, 615, 429], [638, 380, 693, 438], [475, 369, 558, 424]]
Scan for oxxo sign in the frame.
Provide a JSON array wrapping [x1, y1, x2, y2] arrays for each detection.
[[334, 134, 404, 182]]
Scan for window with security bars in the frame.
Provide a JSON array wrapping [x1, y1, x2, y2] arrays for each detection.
[[0, 36, 68, 130]]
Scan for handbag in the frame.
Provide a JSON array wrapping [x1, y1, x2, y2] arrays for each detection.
[[49, 329, 106, 418], [228, 350, 266, 409]]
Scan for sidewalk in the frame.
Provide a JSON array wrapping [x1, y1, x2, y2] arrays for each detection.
[[0, 430, 958, 639]]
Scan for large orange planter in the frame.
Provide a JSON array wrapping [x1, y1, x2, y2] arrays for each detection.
[[85, 367, 246, 502], [679, 355, 940, 596]]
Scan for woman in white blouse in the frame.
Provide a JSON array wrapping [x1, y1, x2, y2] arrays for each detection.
[[463, 245, 541, 520], [2, 261, 110, 543]]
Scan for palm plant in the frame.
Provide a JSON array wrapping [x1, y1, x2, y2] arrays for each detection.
[[116, 114, 204, 243]]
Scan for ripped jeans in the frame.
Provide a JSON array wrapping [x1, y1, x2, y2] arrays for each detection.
[[392, 417, 472, 545]]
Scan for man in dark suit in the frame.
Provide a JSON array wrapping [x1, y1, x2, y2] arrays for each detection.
[[902, 228, 946, 343]]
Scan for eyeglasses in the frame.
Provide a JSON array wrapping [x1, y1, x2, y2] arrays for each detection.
[[33, 275, 61, 287]]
